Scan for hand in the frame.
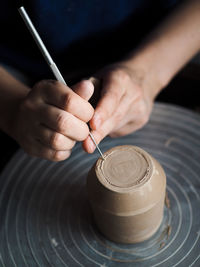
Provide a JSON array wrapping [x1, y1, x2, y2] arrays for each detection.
[[83, 64, 157, 153], [13, 79, 94, 161]]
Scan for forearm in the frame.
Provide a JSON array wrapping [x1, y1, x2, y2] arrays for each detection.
[[0, 66, 30, 136], [123, 0, 200, 97]]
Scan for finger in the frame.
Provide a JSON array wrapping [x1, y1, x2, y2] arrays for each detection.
[[83, 119, 138, 153], [36, 124, 76, 151], [39, 103, 89, 141], [109, 122, 139, 137], [82, 117, 116, 153], [110, 102, 151, 137], [25, 139, 71, 161], [37, 80, 94, 122], [72, 80, 94, 101], [110, 116, 149, 137], [84, 90, 133, 152], [83, 94, 132, 153], [90, 76, 125, 130]]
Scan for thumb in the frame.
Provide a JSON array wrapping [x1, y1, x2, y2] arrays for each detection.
[[72, 79, 94, 101]]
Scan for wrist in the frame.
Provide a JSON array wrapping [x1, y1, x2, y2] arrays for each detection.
[[0, 67, 30, 138], [2, 92, 28, 142], [118, 58, 165, 101]]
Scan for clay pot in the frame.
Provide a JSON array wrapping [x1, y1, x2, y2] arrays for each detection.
[[87, 145, 166, 244]]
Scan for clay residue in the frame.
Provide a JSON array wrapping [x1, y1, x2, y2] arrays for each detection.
[[158, 192, 172, 251], [158, 224, 172, 250], [167, 225, 172, 239], [159, 242, 165, 250], [165, 192, 170, 209], [164, 137, 178, 147]]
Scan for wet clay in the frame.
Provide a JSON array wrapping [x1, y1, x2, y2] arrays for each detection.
[[99, 146, 150, 188], [87, 145, 166, 244]]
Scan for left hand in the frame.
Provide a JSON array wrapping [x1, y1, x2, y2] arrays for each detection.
[[82, 63, 156, 153]]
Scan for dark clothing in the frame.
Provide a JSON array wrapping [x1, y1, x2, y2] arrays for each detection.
[[0, 0, 181, 83]]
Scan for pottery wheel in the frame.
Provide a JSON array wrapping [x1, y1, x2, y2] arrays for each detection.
[[0, 103, 200, 267]]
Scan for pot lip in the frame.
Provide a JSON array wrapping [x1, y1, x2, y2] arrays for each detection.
[[95, 145, 154, 193]]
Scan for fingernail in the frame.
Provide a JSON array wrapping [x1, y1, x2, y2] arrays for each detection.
[[93, 113, 101, 129]]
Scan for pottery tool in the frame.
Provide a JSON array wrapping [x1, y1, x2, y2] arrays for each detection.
[[18, 6, 104, 159]]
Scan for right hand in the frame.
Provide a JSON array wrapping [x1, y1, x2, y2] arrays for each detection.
[[13, 79, 94, 161]]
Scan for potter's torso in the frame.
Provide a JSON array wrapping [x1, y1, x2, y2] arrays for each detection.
[[0, 0, 181, 80]]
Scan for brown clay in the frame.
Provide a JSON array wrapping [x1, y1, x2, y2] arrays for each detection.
[[165, 191, 170, 209], [159, 242, 165, 250], [87, 145, 166, 244], [167, 225, 172, 239]]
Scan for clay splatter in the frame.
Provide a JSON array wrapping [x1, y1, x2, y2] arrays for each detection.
[[167, 225, 172, 239], [165, 137, 178, 147], [165, 192, 170, 209], [159, 242, 165, 250]]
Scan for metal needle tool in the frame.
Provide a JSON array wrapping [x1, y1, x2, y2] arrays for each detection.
[[18, 6, 104, 159]]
